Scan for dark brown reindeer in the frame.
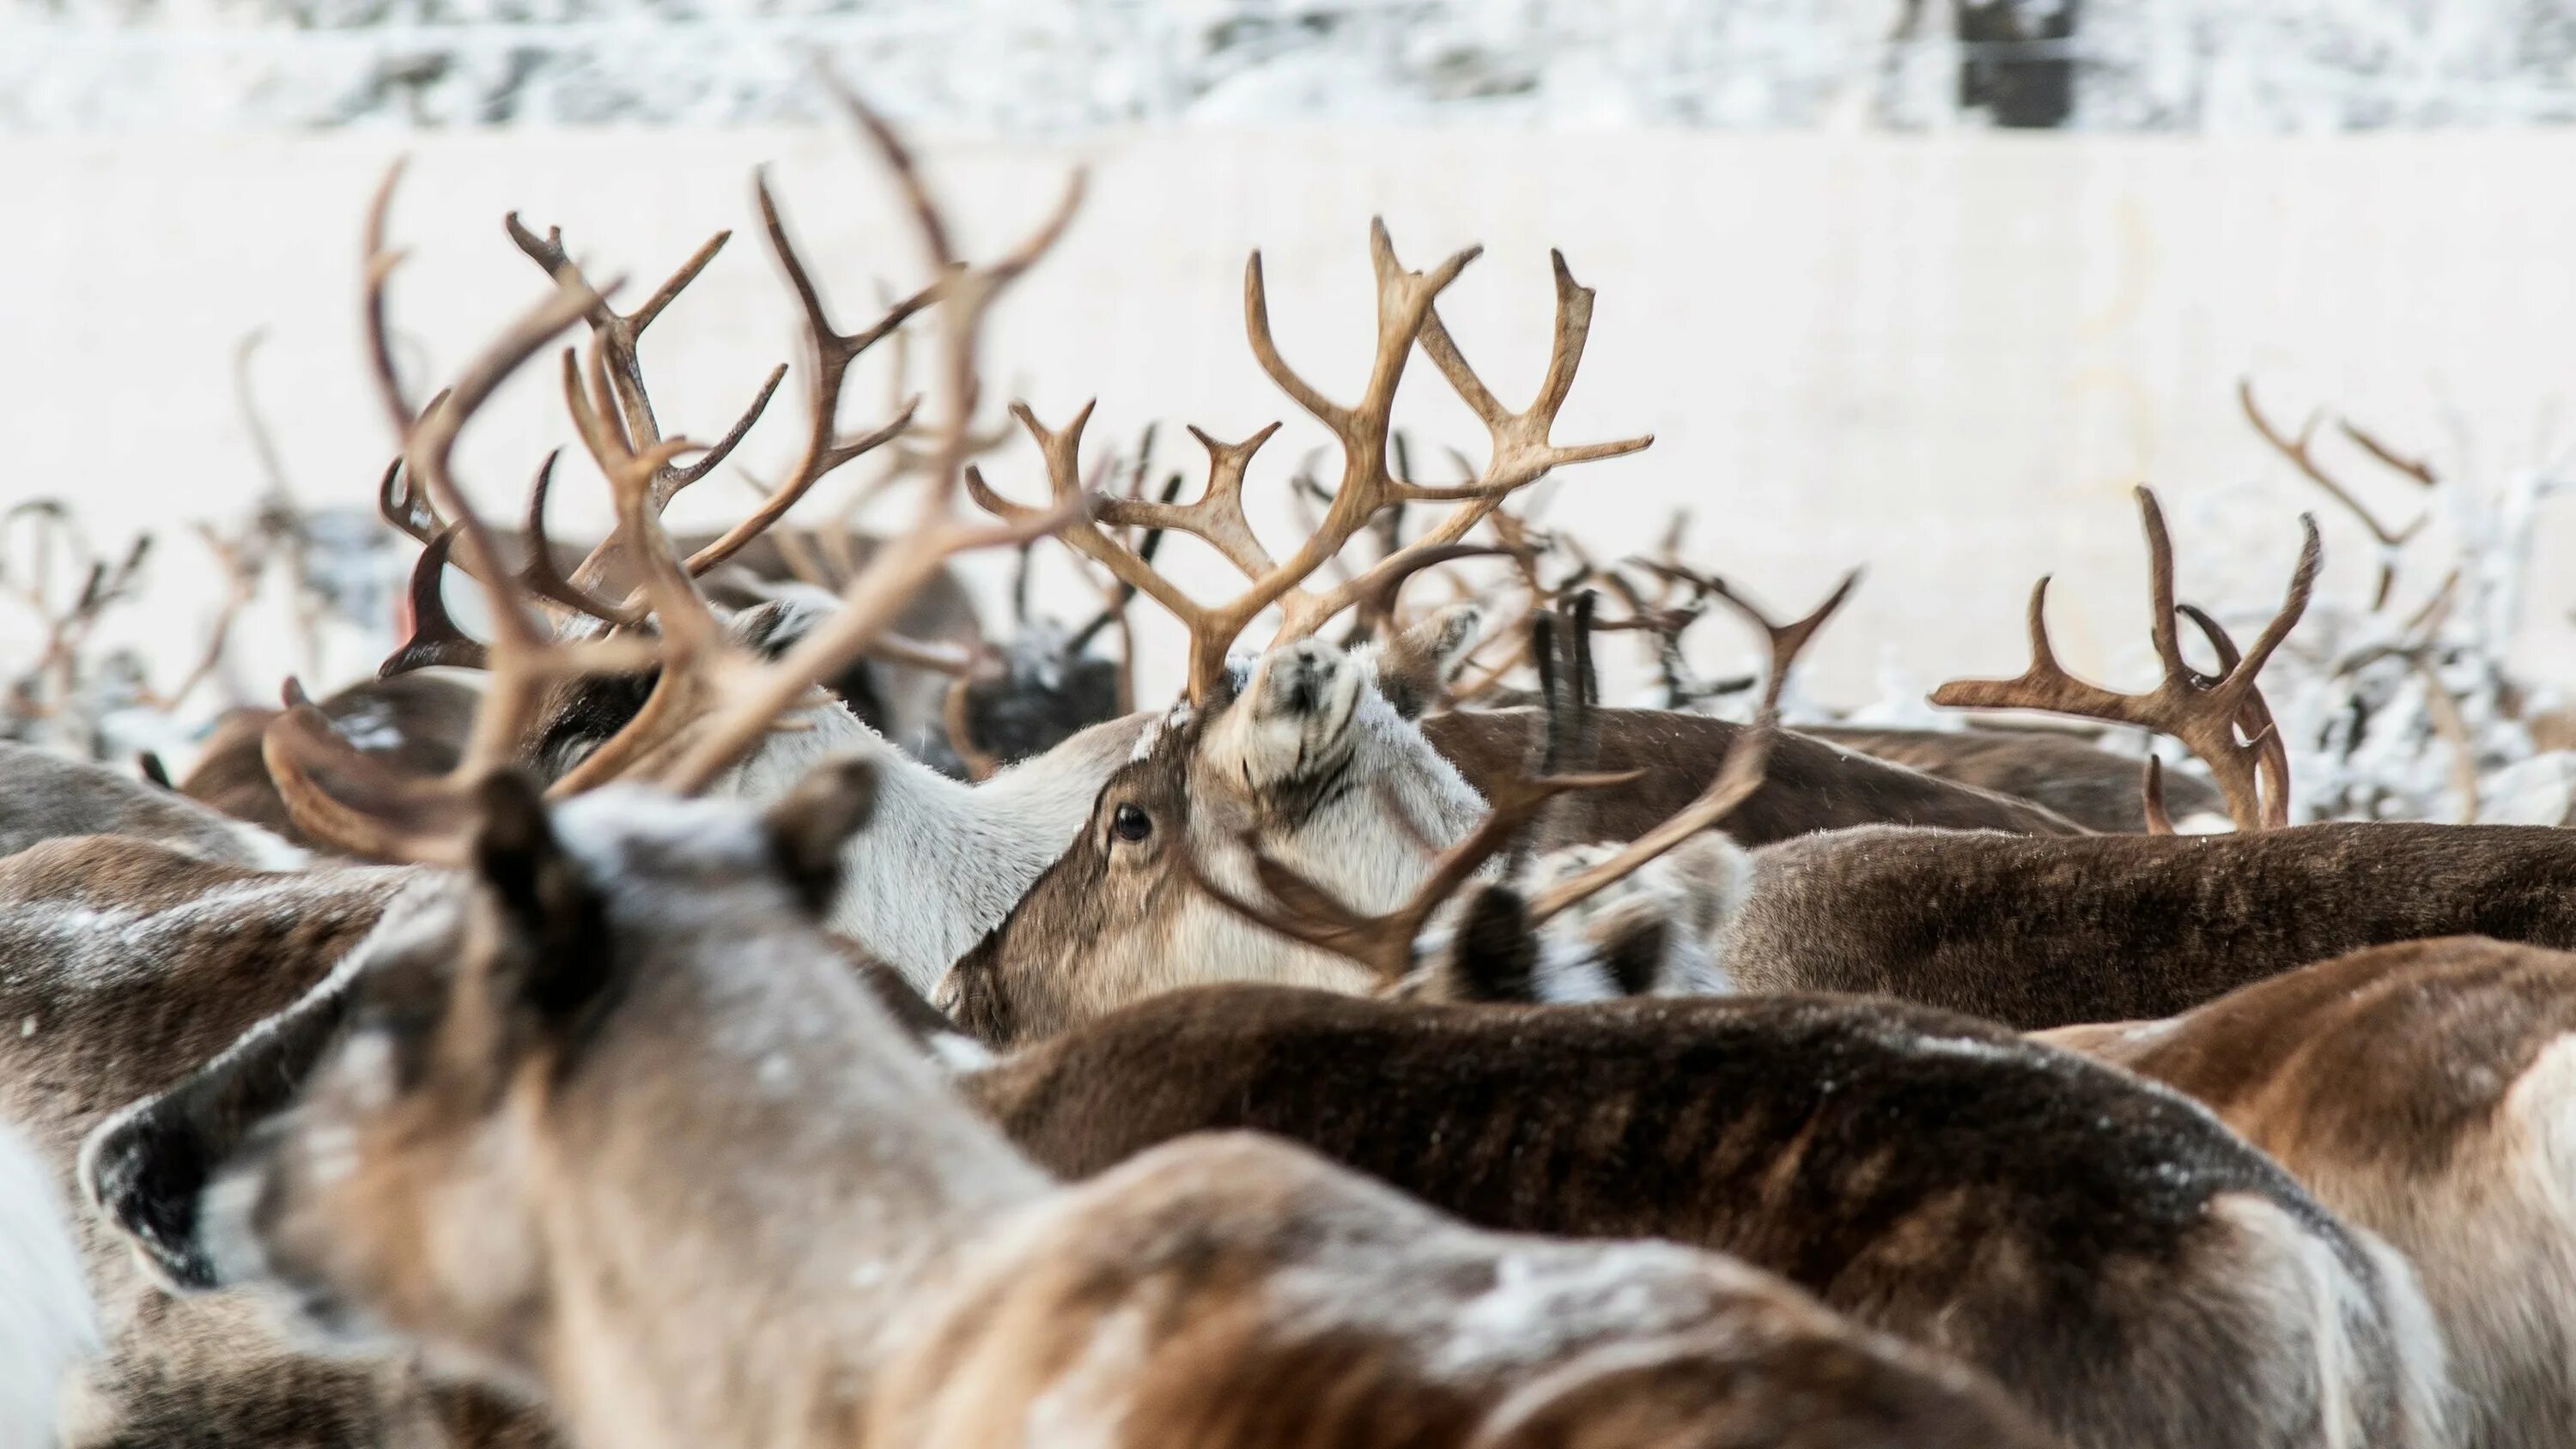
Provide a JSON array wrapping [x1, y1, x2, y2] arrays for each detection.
[[2038, 936, 2576, 1449], [1619, 549, 2230, 834], [954, 982, 2448, 1449]]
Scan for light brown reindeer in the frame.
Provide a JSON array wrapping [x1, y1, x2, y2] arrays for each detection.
[[2039, 935, 2576, 1449]]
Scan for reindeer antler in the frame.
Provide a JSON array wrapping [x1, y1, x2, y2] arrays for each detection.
[[969, 227, 1649, 702], [1930, 486, 2319, 831], [272, 94, 1084, 858], [2241, 379, 2426, 611]]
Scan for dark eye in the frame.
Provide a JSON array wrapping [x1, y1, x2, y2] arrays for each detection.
[[1111, 803, 1153, 843]]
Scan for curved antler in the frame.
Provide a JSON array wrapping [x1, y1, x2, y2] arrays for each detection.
[[1930, 486, 2320, 831]]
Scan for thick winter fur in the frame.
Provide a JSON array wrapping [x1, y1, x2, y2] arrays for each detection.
[[961, 983, 2445, 1449], [0, 836, 551, 1447], [0, 1120, 96, 1449], [1692, 820, 2576, 1028], [1423, 711, 2086, 843], [522, 597, 1149, 992], [2042, 936, 2576, 1449], [1804, 725, 2226, 833], [190, 777, 2044, 1449], [942, 640, 1492, 1043], [179, 671, 483, 852], [0, 744, 305, 870]]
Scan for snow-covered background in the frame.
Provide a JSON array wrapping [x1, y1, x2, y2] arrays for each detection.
[[15, 0, 2576, 133], [8, 0, 2576, 821]]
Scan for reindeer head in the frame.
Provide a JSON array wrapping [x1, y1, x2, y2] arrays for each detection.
[[184, 767, 878, 1382], [939, 622, 1491, 1042]]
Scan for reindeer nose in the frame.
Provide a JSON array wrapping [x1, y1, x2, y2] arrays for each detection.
[[1267, 642, 1342, 715], [86, 1112, 223, 1292]]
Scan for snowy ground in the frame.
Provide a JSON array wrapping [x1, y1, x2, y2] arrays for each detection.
[[13, 0, 2576, 134]]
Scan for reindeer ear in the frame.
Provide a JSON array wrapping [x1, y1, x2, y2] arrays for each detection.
[[1375, 604, 1485, 720], [471, 771, 612, 1022], [1448, 883, 1537, 1002], [762, 756, 879, 918], [1595, 912, 1668, 997]]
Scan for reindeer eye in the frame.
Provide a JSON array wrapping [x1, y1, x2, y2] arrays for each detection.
[[1111, 803, 1153, 844]]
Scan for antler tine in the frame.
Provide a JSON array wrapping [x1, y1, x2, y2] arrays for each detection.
[[1931, 487, 2318, 831], [2172, 603, 2291, 834], [1184, 763, 1643, 984], [1698, 568, 1863, 712], [513, 449, 647, 627], [361, 160, 421, 443], [2141, 756, 2176, 835], [1281, 244, 1653, 648], [2241, 378, 2422, 609], [379, 528, 490, 676], [375, 458, 446, 546], [2336, 416, 2439, 488]]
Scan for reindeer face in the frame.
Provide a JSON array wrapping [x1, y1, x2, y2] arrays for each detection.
[[175, 767, 878, 1377], [939, 638, 1489, 1044]]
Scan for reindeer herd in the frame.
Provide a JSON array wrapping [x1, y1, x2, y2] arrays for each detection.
[[9, 82, 2576, 1449]]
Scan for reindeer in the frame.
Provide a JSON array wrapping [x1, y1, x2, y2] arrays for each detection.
[[1482, 489, 2576, 1028], [0, 742, 307, 869], [175, 667, 483, 852], [99, 619, 2453, 1449], [2038, 936, 2576, 1449], [92, 90, 2044, 1449], [951, 983, 2451, 1449]]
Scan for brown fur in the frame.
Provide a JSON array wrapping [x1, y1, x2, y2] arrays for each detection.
[[181, 673, 483, 849], [961, 982, 2446, 1449], [188, 777, 2042, 1449], [1717, 820, 2576, 1028], [0, 834, 553, 1446], [0, 743, 298, 868], [2041, 937, 2576, 1449], [1423, 710, 2086, 844], [1803, 725, 2224, 833], [944, 695, 2087, 1046]]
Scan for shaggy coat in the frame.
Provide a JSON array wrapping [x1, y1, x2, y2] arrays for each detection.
[[960, 983, 2450, 1449], [2042, 936, 2576, 1449], [1713, 821, 2576, 1028], [0, 743, 305, 869], [179, 779, 2045, 1449], [0, 834, 549, 1446]]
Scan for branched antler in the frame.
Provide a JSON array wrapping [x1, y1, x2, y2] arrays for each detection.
[[2241, 379, 2426, 609], [969, 225, 1649, 702], [1930, 486, 2320, 831]]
